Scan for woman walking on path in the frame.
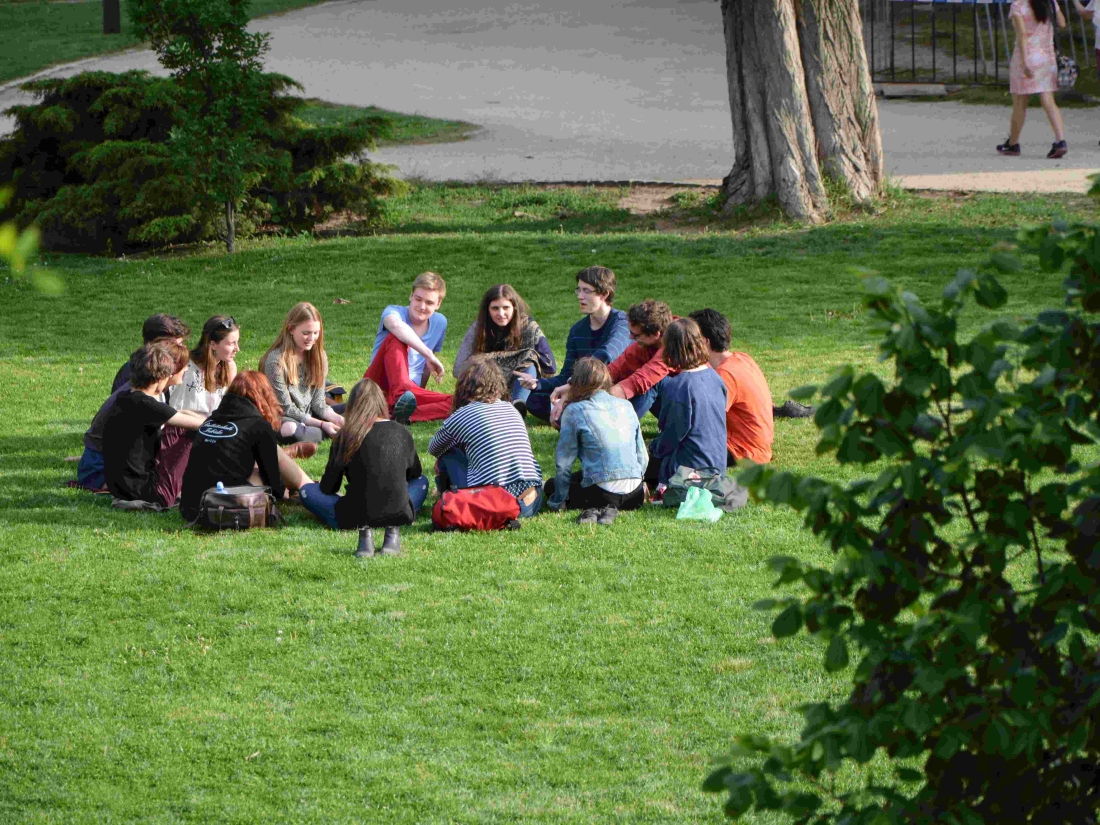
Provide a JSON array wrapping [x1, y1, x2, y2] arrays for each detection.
[[453, 284, 555, 417], [999, 0, 1068, 158]]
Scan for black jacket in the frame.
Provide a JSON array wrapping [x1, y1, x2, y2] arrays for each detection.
[[321, 420, 423, 529], [179, 394, 284, 522]]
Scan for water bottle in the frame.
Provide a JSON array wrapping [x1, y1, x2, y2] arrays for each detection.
[[216, 481, 226, 493]]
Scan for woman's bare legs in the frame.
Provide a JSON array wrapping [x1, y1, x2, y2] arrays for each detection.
[[276, 446, 311, 492], [247, 449, 312, 494], [1037, 91, 1066, 142], [1009, 94, 1029, 143]]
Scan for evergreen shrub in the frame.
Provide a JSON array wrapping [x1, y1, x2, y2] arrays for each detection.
[[0, 70, 397, 252]]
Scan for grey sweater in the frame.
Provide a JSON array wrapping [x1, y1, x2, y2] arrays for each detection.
[[261, 347, 327, 423]]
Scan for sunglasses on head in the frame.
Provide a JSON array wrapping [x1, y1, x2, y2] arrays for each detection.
[[218, 317, 237, 330]]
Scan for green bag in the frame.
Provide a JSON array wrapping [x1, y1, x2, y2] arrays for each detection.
[[662, 465, 748, 513], [675, 485, 723, 522]]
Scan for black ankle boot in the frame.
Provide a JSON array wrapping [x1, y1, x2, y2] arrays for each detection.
[[355, 528, 375, 558], [381, 526, 402, 555]]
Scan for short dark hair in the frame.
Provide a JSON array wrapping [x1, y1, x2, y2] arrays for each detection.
[[627, 300, 673, 337], [130, 341, 187, 388], [575, 266, 616, 305], [689, 308, 731, 352], [142, 314, 190, 344], [662, 318, 710, 371]]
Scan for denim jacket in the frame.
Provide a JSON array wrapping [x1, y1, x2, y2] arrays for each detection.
[[548, 390, 648, 509]]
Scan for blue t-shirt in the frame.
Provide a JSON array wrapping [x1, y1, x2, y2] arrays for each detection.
[[371, 305, 448, 385], [651, 367, 729, 485]]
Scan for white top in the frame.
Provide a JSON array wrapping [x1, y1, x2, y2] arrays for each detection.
[[598, 477, 643, 494], [169, 361, 226, 415]]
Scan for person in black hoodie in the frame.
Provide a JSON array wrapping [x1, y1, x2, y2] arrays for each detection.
[[299, 379, 428, 558], [179, 371, 313, 523]]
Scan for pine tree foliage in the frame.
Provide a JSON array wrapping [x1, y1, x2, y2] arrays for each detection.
[[0, 71, 396, 252]]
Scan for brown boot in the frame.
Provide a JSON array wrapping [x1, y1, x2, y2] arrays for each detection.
[[283, 442, 318, 460]]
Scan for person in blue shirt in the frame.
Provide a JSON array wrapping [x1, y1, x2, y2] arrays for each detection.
[[363, 271, 453, 423], [645, 317, 729, 490], [513, 265, 631, 425]]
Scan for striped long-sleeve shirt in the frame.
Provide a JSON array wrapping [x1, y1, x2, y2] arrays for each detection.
[[428, 401, 543, 496]]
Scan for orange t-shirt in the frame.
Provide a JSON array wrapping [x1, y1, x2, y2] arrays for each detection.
[[713, 352, 773, 464]]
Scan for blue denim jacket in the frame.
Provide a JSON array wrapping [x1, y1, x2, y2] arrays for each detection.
[[548, 391, 648, 509]]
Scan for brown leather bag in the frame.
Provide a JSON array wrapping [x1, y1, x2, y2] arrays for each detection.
[[196, 485, 279, 530]]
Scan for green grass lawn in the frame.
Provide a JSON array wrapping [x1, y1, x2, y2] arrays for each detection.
[[0, 186, 1089, 821], [0, 0, 338, 85]]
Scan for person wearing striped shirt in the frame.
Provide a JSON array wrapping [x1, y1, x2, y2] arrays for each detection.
[[429, 357, 545, 518], [513, 266, 631, 425]]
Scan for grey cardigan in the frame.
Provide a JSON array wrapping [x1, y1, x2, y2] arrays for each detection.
[[261, 347, 328, 423]]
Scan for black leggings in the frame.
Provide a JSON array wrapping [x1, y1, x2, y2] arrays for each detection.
[[544, 472, 645, 511]]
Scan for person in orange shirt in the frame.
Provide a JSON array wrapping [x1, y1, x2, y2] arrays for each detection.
[[689, 308, 773, 465]]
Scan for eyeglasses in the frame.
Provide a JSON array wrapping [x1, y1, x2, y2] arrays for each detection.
[[574, 287, 598, 297], [219, 317, 237, 329]]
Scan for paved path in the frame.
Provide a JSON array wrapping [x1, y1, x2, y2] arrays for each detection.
[[2, 0, 1098, 190]]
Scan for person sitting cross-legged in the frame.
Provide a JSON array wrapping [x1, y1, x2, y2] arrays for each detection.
[[644, 318, 729, 492], [548, 298, 675, 423], [690, 308, 773, 466], [260, 302, 345, 446], [102, 341, 207, 510], [300, 379, 429, 558], [513, 265, 631, 425], [363, 271, 453, 423], [429, 357, 544, 519], [544, 357, 647, 526], [453, 283, 556, 418], [179, 371, 314, 524]]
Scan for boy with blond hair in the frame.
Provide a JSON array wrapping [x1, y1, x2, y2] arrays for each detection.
[[363, 271, 453, 423]]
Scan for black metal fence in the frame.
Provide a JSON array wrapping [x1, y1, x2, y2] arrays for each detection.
[[861, 0, 1095, 85]]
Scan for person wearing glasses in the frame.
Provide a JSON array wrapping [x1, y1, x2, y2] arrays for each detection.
[[513, 266, 630, 425]]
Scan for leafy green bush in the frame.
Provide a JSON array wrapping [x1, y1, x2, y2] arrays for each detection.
[[0, 70, 397, 252], [705, 224, 1100, 822]]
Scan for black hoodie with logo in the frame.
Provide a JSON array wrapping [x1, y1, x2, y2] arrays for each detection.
[[179, 394, 285, 522]]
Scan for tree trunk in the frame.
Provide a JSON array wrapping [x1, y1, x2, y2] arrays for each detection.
[[720, 0, 884, 222], [225, 199, 235, 254]]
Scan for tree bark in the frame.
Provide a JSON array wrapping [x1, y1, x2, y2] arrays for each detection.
[[720, 0, 883, 221], [226, 199, 235, 254]]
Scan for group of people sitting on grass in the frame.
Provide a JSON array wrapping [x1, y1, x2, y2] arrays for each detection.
[[73, 266, 801, 553]]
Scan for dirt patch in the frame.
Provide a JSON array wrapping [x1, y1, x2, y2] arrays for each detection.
[[617, 184, 720, 216]]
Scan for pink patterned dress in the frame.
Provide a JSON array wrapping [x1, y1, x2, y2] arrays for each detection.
[[1009, 0, 1058, 95]]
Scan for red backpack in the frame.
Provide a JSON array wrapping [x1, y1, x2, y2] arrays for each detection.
[[432, 486, 521, 531]]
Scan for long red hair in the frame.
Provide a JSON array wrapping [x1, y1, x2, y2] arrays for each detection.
[[226, 371, 283, 430]]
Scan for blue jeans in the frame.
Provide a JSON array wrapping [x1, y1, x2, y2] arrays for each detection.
[[630, 383, 662, 421], [435, 448, 469, 494], [300, 477, 429, 530], [516, 483, 545, 519], [512, 364, 536, 405], [526, 389, 553, 422], [77, 447, 105, 490]]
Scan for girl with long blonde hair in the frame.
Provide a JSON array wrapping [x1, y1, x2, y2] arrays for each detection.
[[260, 302, 343, 445], [299, 379, 428, 558]]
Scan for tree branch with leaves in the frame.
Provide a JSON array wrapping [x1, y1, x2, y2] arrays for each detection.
[[706, 216, 1100, 821]]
